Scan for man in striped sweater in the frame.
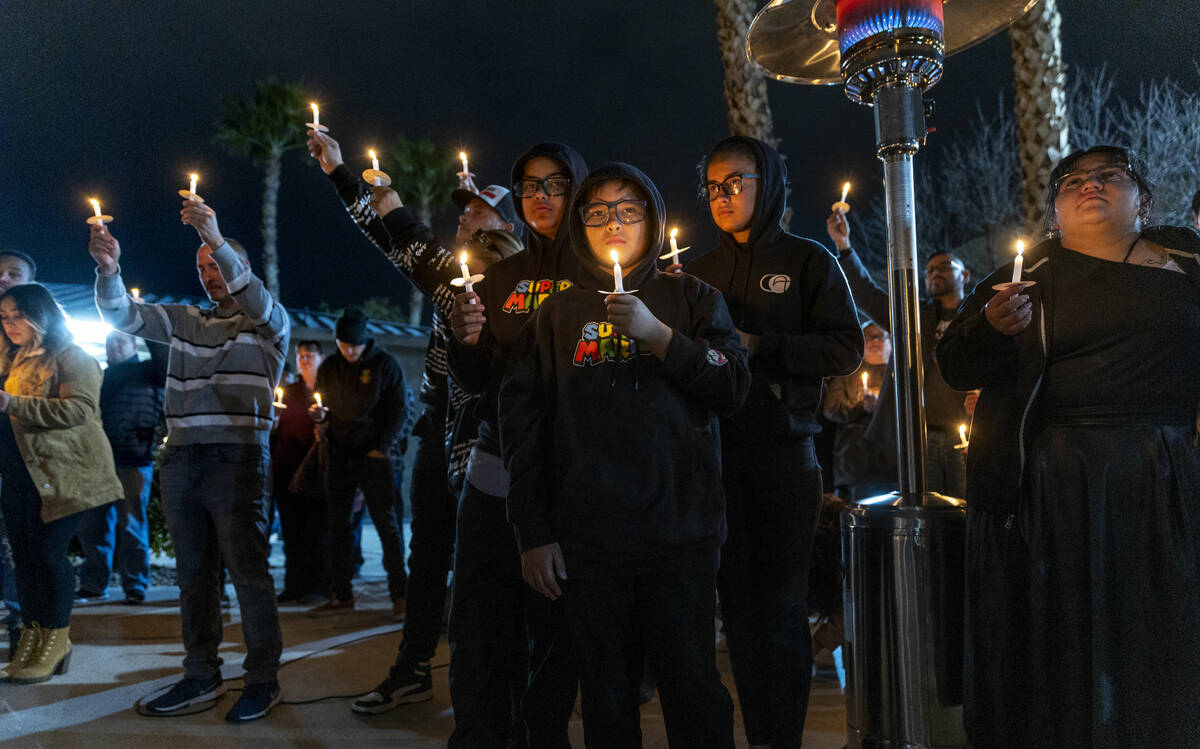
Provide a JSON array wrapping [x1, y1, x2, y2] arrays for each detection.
[[88, 199, 290, 723]]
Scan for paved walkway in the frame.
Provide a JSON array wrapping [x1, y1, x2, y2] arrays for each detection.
[[0, 525, 849, 748]]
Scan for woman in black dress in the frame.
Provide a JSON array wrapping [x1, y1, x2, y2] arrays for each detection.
[[937, 146, 1200, 748]]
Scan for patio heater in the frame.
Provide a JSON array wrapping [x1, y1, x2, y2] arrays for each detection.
[[746, 1, 1039, 747]]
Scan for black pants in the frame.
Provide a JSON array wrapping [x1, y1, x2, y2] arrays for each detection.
[[326, 452, 407, 601], [717, 437, 822, 749], [448, 479, 576, 748], [566, 564, 734, 749], [390, 430, 456, 668], [272, 456, 327, 597]]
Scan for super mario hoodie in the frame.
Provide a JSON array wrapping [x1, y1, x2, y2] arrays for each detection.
[[447, 142, 588, 464], [499, 163, 750, 577], [688, 136, 863, 443]]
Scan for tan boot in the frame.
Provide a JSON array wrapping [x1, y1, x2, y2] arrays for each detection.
[[10, 625, 70, 684], [0, 624, 41, 680]]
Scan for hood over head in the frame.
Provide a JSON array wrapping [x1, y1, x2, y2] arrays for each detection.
[[703, 135, 789, 250], [567, 162, 666, 290], [510, 142, 589, 252]]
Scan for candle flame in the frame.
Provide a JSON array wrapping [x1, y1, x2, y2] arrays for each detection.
[[314, 392, 323, 407], [89, 198, 101, 215], [610, 249, 620, 263], [670, 227, 678, 239], [861, 371, 869, 388], [368, 149, 377, 160], [275, 387, 283, 399], [1015, 240, 1025, 255], [460, 251, 468, 265], [459, 151, 467, 161], [310, 102, 318, 117], [189, 173, 199, 193], [959, 423, 968, 442], [130, 287, 140, 299], [841, 182, 851, 201]]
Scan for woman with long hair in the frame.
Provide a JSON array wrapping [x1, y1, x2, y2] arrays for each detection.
[[0, 284, 122, 683], [938, 146, 1200, 747]]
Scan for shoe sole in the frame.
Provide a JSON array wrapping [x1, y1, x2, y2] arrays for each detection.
[[143, 682, 229, 714], [225, 689, 282, 722], [351, 686, 433, 714]]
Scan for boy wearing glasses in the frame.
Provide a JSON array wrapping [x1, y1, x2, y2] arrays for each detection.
[[500, 163, 748, 746], [447, 142, 588, 747], [687, 136, 862, 749]]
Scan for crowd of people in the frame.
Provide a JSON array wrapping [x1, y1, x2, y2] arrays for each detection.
[[0, 132, 1195, 748]]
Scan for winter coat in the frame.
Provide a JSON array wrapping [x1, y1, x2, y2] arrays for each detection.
[[5, 342, 123, 522]]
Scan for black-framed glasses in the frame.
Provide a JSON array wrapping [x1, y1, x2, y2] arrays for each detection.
[[1055, 164, 1132, 194], [578, 200, 648, 227], [701, 173, 760, 201], [513, 175, 572, 198]]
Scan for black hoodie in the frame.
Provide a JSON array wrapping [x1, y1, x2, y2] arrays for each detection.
[[315, 339, 407, 458], [688, 136, 863, 443], [499, 163, 750, 577], [447, 142, 589, 460]]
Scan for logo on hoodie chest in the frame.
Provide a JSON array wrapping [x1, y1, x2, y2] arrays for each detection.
[[573, 321, 652, 367], [503, 279, 573, 314], [760, 274, 791, 294]]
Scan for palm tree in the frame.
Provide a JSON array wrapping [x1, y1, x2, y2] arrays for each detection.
[[381, 135, 457, 324], [1009, 0, 1070, 235], [714, 0, 780, 147], [214, 78, 309, 300]]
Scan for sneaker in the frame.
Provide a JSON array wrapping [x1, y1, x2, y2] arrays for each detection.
[[143, 675, 227, 714], [307, 598, 354, 617], [225, 680, 281, 723], [391, 599, 406, 623], [123, 591, 146, 606], [351, 663, 432, 714], [74, 589, 107, 603]]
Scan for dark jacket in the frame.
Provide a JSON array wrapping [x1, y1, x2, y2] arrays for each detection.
[[836, 247, 969, 443], [315, 339, 407, 458], [447, 142, 589, 457], [936, 226, 1200, 517], [687, 136, 863, 443], [100, 341, 167, 467], [499, 163, 750, 576]]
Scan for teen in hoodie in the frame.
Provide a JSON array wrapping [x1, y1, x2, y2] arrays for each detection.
[[501, 162, 748, 747], [447, 142, 588, 748], [687, 136, 862, 749]]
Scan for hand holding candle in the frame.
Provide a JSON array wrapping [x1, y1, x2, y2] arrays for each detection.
[[362, 148, 391, 187], [658, 226, 692, 262], [832, 182, 851, 214], [305, 101, 329, 133], [86, 197, 113, 226], [178, 172, 203, 202]]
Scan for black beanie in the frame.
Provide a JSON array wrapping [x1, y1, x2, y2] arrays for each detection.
[[335, 307, 369, 345]]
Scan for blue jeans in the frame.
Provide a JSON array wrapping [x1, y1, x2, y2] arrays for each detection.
[[76, 464, 153, 596], [159, 443, 281, 684]]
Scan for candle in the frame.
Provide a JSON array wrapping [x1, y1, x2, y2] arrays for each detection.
[[310, 102, 320, 128], [274, 386, 287, 408], [130, 287, 141, 300], [459, 151, 469, 174], [1011, 240, 1025, 284], [188, 173, 199, 198], [369, 149, 380, 172], [90, 198, 102, 219], [458, 251, 476, 296], [314, 392, 323, 409], [611, 249, 624, 293], [959, 423, 968, 445], [861, 371, 869, 393], [669, 227, 679, 255], [841, 182, 851, 204]]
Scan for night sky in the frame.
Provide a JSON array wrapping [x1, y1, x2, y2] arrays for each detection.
[[2, 1, 1195, 316]]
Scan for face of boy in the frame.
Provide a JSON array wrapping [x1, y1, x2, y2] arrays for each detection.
[[706, 153, 758, 240], [522, 156, 568, 238], [584, 181, 649, 267], [455, 198, 508, 244]]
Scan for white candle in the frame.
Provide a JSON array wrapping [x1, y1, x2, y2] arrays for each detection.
[[458, 251, 475, 295], [841, 182, 851, 204], [188, 173, 199, 198], [274, 386, 286, 407], [861, 371, 869, 393], [130, 287, 141, 300], [369, 149, 380, 172], [459, 151, 469, 174], [1011, 240, 1025, 284], [669, 227, 679, 256], [959, 423, 968, 445], [310, 102, 320, 128], [611, 249, 624, 293], [314, 392, 323, 409], [90, 198, 102, 219]]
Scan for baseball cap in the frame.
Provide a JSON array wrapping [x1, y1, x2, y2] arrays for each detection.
[[451, 184, 520, 227]]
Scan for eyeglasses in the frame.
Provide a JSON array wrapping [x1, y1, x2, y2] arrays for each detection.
[[701, 173, 760, 201], [579, 200, 648, 227], [1055, 164, 1132, 194], [924, 261, 964, 275], [513, 175, 572, 198], [864, 331, 889, 342]]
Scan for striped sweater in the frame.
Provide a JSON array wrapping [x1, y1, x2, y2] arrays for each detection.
[[94, 242, 290, 446]]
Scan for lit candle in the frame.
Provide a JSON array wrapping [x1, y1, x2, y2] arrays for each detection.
[[369, 149, 380, 172], [959, 423, 968, 445], [274, 386, 287, 408], [314, 392, 323, 409], [188, 173, 199, 198], [90, 198, 102, 219], [841, 182, 851, 203], [611, 249, 624, 293], [310, 102, 320, 129], [458, 251, 476, 296], [832, 182, 852, 214], [669, 227, 679, 255], [130, 287, 141, 300], [861, 371, 869, 393], [459, 151, 469, 174], [1011, 240, 1025, 285]]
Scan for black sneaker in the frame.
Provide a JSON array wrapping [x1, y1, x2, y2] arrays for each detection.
[[351, 662, 433, 714], [225, 680, 281, 723], [74, 589, 107, 603], [123, 591, 146, 605], [143, 675, 227, 714]]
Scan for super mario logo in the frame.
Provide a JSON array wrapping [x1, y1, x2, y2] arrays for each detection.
[[503, 279, 573, 314], [573, 321, 652, 367]]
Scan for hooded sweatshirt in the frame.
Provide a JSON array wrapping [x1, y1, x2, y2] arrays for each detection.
[[315, 339, 407, 458], [447, 143, 589, 478], [499, 163, 750, 577], [687, 136, 863, 444]]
